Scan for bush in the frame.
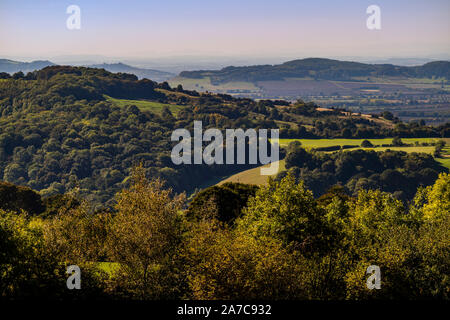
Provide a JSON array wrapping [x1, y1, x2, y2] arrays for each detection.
[[187, 183, 258, 223], [392, 136, 403, 146], [0, 182, 44, 215], [361, 140, 373, 148]]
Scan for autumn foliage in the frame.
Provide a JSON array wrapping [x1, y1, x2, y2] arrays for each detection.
[[0, 169, 449, 300]]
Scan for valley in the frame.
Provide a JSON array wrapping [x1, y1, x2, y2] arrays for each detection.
[[1, 0, 449, 303]]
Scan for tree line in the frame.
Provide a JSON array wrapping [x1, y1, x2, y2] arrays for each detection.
[[279, 142, 448, 202]]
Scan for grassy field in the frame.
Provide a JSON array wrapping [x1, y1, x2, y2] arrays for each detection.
[[438, 146, 450, 169], [351, 76, 450, 90], [279, 138, 450, 169], [169, 76, 450, 96], [215, 137, 450, 186], [104, 95, 185, 115], [169, 76, 260, 94], [438, 158, 450, 168], [358, 146, 436, 153], [217, 160, 286, 186], [277, 138, 450, 148]]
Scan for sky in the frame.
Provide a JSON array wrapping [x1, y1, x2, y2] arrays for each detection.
[[0, 0, 449, 62]]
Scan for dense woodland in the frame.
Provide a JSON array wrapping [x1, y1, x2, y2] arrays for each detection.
[[0, 168, 448, 300], [0, 66, 448, 205], [280, 141, 448, 201]]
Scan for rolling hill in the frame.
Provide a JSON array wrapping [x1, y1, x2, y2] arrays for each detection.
[[173, 58, 450, 124], [0, 65, 448, 205], [179, 58, 450, 84], [88, 62, 175, 82], [0, 59, 174, 82]]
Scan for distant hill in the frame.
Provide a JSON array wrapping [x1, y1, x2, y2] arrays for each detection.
[[0, 59, 174, 82], [0, 59, 55, 74], [88, 62, 175, 82], [179, 58, 450, 84]]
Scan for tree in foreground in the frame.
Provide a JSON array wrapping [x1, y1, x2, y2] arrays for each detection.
[[236, 174, 326, 253], [182, 199, 308, 299], [107, 166, 185, 299]]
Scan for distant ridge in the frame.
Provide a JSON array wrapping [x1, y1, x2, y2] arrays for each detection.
[[179, 58, 450, 84], [0, 59, 55, 74], [88, 62, 175, 82], [0, 59, 174, 82]]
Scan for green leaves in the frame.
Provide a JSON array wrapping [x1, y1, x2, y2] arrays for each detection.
[[237, 174, 324, 251], [0, 169, 449, 299]]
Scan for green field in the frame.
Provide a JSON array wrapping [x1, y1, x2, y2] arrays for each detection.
[[215, 138, 450, 186], [169, 76, 260, 94], [277, 137, 449, 148], [438, 158, 450, 168], [358, 146, 436, 153], [438, 146, 450, 169], [104, 95, 185, 115], [278, 138, 450, 170]]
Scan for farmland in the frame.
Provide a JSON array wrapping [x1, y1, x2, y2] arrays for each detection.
[[169, 76, 260, 94], [171, 76, 449, 98], [170, 74, 450, 124]]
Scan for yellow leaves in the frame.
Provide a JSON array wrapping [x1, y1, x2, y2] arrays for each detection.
[[2, 165, 448, 299], [0, 209, 40, 246], [421, 173, 450, 221], [103, 165, 185, 298], [183, 213, 306, 299]]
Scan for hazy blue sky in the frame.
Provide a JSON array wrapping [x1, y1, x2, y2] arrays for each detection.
[[1, 0, 449, 60]]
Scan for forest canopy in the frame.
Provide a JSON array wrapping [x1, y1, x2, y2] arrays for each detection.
[[0, 168, 448, 300]]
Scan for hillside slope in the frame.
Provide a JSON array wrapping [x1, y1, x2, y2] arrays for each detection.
[[0, 66, 448, 205]]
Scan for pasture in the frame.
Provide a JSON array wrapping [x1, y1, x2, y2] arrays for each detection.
[[217, 137, 450, 186], [217, 160, 286, 186], [277, 137, 450, 148], [104, 95, 185, 115], [278, 138, 450, 169], [169, 76, 260, 94]]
